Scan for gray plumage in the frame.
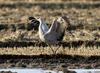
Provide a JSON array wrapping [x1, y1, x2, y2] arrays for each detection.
[[37, 16, 67, 45]]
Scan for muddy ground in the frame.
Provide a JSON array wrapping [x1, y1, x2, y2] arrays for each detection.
[[0, 55, 100, 70]]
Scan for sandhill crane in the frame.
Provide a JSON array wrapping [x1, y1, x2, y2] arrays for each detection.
[[28, 16, 39, 30], [36, 16, 69, 54]]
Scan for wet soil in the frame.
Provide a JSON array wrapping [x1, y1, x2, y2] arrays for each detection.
[[0, 55, 100, 69]]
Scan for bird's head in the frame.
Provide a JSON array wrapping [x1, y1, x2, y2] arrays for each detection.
[[28, 16, 40, 30]]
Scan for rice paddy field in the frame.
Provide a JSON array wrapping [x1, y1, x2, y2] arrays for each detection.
[[0, 0, 100, 70]]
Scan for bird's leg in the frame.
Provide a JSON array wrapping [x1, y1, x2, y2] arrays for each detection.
[[49, 45, 56, 54], [47, 44, 57, 54], [49, 45, 60, 55], [46, 42, 61, 54], [54, 41, 61, 54], [54, 45, 60, 54]]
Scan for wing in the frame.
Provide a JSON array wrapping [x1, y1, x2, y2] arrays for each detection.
[[38, 18, 49, 33], [45, 18, 66, 41], [39, 18, 49, 33], [42, 21, 49, 32]]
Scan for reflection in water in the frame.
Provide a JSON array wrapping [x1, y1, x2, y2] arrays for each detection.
[[0, 69, 63, 73], [0, 69, 100, 73], [69, 69, 100, 73]]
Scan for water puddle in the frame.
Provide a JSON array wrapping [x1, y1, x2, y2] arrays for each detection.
[[0, 69, 100, 73], [69, 69, 100, 73], [0, 69, 63, 73]]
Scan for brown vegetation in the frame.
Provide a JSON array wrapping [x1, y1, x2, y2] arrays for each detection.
[[0, 71, 17, 73], [0, 0, 99, 55], [0, 0, 99, 69]]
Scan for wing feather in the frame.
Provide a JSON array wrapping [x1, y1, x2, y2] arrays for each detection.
[[45, 18, 65, 42], [41, 18, 49, 32]]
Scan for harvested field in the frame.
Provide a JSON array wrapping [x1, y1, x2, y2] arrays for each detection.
[[0, 0, 100, 69], [0, 55, 100, 69]]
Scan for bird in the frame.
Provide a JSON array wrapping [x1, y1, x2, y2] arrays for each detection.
[[36, 16, 69, 54], [28, 16, 40, 30]]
